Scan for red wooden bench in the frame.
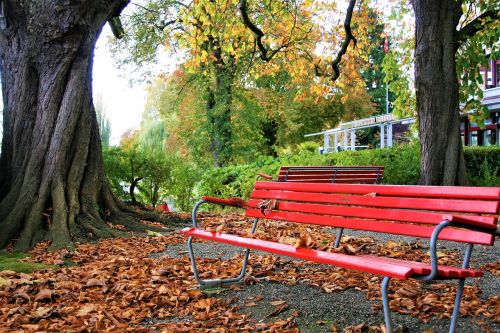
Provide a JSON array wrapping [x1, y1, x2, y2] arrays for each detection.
[[181, 181, 499, 332], [258, 165, 384, 184]]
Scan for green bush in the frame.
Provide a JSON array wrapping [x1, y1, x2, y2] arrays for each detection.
[[195, 144, 500, 208], [195, 143, 422, 206], [464, 146, 500, 186]]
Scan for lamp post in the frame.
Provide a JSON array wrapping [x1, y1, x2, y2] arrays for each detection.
[[384, 35, 389, 114]]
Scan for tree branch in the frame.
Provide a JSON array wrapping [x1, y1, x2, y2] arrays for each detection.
[[238, 0, 271, 61], [456, 9, 499, 46], [329, 0, 357, 81], [109, 16, 125, 39]]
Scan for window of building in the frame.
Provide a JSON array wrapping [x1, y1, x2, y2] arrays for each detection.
[[496, 61, 500, 87], [470, 131, 478, 145], [483, 130, 493, 146]]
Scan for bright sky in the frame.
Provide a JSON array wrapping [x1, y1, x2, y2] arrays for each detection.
[[93, 25, 146, 146]]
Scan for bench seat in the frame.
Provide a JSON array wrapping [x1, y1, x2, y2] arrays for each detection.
[[181, 227, 484, 280]]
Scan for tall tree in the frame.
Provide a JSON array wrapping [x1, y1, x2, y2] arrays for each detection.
[[331, 0, 498, 185], [0, 0, 163, 250], [412, 0, 498, 185]]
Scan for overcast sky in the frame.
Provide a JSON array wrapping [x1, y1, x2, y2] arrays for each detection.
[[93, 25, 147, 146]]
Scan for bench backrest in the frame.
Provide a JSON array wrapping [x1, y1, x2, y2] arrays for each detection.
[[245, 181, 499, 245], [277, 166, 384, 184]]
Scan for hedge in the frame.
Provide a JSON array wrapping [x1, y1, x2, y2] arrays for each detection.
[[195, 144, 500, 206]]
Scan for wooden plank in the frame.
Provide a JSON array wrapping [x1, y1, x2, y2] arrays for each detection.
[[254, 181, 500, 202], [250, 190, 500, 214], [277, 166, 384, 184], [181, 227, 414, 279], [244, 209, 495, 245], [246, 200, 498, 226]]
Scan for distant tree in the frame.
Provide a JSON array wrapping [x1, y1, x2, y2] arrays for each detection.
[[358, 9, 393, 115], [95, 95, 112, 150]]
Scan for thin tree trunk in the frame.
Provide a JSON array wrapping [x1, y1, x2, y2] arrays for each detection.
[[130, 177, 143, 205], [0, 0, 165, 250], [413, 0, 467, 185]]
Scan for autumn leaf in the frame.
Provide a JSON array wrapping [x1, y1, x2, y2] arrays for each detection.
[[267, 302, 289, 317], [294, 231, 314, 249], [34, 289, 53, 302], [269, 300, 286, 306], [85, 278, 106, 287], [257, 199, 278, 216]]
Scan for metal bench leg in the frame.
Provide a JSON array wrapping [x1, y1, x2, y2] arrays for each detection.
[[381, 276, 393, 333], [188, 218, 259, 289], [448, 243, 473, 333], [448, 278, 465, 333], [334, 228, 344, 248]]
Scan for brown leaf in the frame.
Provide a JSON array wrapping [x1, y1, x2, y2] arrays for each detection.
[[85, 278, 106, 287], [257, 199, 278, 216], [294, 231, 314, 249], [34, 288, 53, 302], [267, 302, 288, 317], [395, 287, 419, 298], [34, 306, 52, 319]]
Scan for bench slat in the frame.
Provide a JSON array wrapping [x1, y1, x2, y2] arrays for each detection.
[[182, 227, 483, 279], [244, 209, 495, 245], [277, 166, 384, 183], [278, 179, 382, 184], [280, 166, 385, 169], [254, 181, 500, 202], [250, 189, 499, 214], [246, 200, 497, 226], [279, 171, 383, 176], [181, 227, 413, 279]]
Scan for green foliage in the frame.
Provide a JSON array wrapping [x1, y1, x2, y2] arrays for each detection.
[[464, 146, 500, 186], [195, 144, 500, 208], [358, 8, 392, 115], [95, 95, 111, 150], [382, 46, 415, 119], [103, 146, 134, 201], [0, 252, 57, 273], [196, 143, 422, 205], [165, 158, 201, 212], [456, 0, 500, 127]]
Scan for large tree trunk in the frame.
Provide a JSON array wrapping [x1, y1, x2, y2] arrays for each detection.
[[0, 0, 164, 251], [413, 0, 467, 185]]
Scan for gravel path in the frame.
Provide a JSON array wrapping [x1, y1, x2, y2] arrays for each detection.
[[155, 228, 500, 332]]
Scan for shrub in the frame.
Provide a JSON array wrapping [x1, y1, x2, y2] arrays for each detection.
[[464, 146, 500, 186], [195, 143, 500, 209]]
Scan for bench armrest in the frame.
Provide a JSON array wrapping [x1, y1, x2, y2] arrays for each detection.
[[418, 216, 497, 282], [257, 173, 274, 180], [191, 196, 247, 228], [202, 196, 248, 209], [442, 214, 498, 233]]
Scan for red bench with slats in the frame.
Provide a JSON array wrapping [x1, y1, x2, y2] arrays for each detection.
[[258, 165, 384, 184], [181, 181, 499, 332]]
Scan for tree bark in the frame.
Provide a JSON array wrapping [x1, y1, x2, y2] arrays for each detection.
[[0, 0, 164, 250], [413, 0, 467, 185]]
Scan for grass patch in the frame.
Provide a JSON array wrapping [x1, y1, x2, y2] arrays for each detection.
[[0, 252, 58, 273]]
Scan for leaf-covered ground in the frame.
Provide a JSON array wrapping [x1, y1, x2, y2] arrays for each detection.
[[0, 213, 498, 332]]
